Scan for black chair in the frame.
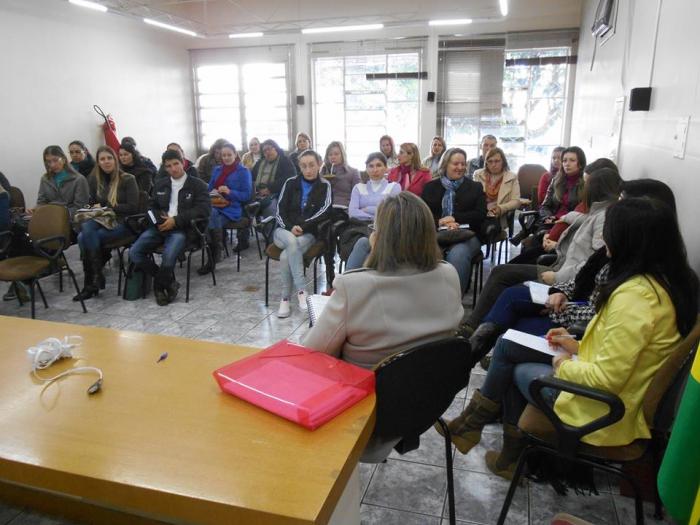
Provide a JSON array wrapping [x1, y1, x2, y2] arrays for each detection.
[[496, 316, 700, 525], [222, 201, 263, 272], [264, 240, 326, 306], [9, 186, 25, 210], [369, 336, 472, 525]]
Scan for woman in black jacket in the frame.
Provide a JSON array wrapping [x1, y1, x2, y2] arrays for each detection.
[[68, 140, 96, 177], [252, 139, 296, 217], [273, 149, 332, 318], [74, 146, 139, 301], [422, 147, 487, 295], [119, 143, 156, 194]]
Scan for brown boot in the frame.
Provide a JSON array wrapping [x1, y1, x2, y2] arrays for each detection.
[[435, 389, 500, 455], [485, 424, 526, 481]]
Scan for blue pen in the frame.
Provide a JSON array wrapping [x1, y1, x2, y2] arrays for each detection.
[[567, 301, 589, 306]]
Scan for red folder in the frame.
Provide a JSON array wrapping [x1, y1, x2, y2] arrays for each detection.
[[213, 340, 375, 430]]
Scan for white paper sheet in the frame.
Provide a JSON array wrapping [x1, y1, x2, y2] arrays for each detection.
[[502, 329, 577, 360], [525, 281, 550, 305]]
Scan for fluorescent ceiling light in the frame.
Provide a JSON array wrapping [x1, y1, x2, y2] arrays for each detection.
[[500, 0, 509, 16], [302, 23, 383, 35], [429, 18, 473, 26], [144, 18, 197, 37], [68, 0, 108, 12], [229, 32, 264, 39]]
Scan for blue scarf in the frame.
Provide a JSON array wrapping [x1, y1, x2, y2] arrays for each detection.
[[440, 175, 464, 217]]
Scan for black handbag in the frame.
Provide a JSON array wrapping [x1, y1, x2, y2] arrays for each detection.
[[436, 227, 475, 246]]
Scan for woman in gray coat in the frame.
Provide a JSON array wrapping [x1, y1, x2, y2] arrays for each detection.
[[35, 145, 89, 218]]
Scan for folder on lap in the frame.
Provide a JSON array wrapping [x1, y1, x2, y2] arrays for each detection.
[[213, 340, 375, 430]]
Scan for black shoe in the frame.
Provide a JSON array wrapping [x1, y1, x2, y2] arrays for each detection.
[[166, 280, 180, 302], [468, 322, 504, 366], [73, 285, 99, 301], [197, 260, 214, 276], [154, 287, 170, 306]]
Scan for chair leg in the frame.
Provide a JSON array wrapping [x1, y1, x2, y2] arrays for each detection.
[[117, 248, 125, 296], [313, 259, 318, 294], [236, 242, 241, 273], [496, 445, 535, 525], [29, 280, 36, 319], [66, 265, 88, 314], [265, 256, 270, 306], [186, 251, 193, 303], [13, 282, 24, 306], [59, 268, 63, 292], [604, 464, 645, 525], [35, 280, 48, 309], [254, 226, 263, 260], [210, 247, 217, 287], [436, 418, 456, 525]]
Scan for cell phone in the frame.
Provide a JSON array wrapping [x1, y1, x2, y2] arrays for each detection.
[[148, 210, 165, 225]]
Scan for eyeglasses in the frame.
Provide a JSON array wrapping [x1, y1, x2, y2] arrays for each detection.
[[368, 223, 376, 232]]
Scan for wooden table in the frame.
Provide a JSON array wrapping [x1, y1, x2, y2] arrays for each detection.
[[0, 316, 375, 524]]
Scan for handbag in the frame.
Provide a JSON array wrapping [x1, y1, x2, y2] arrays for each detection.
[[73, 207, 118, 230], [436, 227, 475, 246], [210, 195, 229, 208]]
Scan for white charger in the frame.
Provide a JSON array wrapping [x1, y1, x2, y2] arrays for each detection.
[[28, 336, 103, 395]]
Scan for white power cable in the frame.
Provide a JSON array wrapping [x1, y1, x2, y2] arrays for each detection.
[[28, 336, 103, 395]]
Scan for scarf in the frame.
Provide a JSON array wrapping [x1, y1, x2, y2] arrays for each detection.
[[54, 170, 70, 188], [214, 160, 239, 189], [257, 158, 279, 188], [440, 175, 464, 217], [484, 172, 504, 206], [397, 164, 412, 190]]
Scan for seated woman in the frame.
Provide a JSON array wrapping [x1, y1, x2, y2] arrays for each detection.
[[156, 143, 197, 184], [289, 132, 311, 175], [274, 149, 332, 318], [320, 141, 361, 209], [379, 135, 399, 169], [303, 191, 464, 369], [388, 143, 432, 197], [198, 142, 252, 275], [241, 137, 261, 171], [35, 145, 90, 219], [470, 177, 681, 367], [422, 135, 447, 178], [68, 140, 95, 178], [74, 146, 138, 300], [463, 166, 623, 331], [252, 139, 296, 217], [510, 158, 619, 265], [344, 152, 400, 270], [537, 146, 565, 205], [197, 138, 227, 183], [421, 147, 486, 296], [473, 147, 520, 234], [439, 197, 699, 482], [119, 143, 157, 194]]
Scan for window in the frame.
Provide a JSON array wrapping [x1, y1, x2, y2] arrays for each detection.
[[313, 52, 421, 168], [192, 45, 293, 153], [437, 44, 572, 172]]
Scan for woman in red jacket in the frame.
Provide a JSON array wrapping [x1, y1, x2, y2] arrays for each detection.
[[388, 143, 432, 196]]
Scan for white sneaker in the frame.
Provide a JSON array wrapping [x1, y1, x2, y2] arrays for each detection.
[[277, 298, 291, 318], [297, 290, 308, 312]]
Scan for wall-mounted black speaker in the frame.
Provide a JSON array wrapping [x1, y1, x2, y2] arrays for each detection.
[[629, 87, 652, 111], [296, 95, 305, 105], [427, 91, 436, 102]]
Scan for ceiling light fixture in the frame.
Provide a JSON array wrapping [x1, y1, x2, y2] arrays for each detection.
[[144, 18, 197, 37], [428, 18, 473, 26], [302, 23, 383, 35], [68, 0, 108, 12], [500, 0, 509, 17], [229, 32, 264, 39]]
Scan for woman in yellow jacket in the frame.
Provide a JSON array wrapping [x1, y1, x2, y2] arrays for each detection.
[[439, 197, 699, 479]]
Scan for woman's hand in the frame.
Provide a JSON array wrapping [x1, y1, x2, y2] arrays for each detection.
[[541, 271, 556, 285], [438, 216, 456, 226], [218, 185, 230, 195], [446, 222, 460, 230], [552, 352, 572, 371], [545, 327, 579, 354], [547, 292, 568, 313], [543, 238, 557, 252], [491, 205, 502, 217], [291, 225, 304, 236]]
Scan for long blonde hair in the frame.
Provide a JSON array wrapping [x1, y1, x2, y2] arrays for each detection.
[[399, 143, 424, 172], [92, 146, 123, 207]]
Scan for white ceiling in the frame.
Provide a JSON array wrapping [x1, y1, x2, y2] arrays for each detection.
[[100, 0, 582, 38]]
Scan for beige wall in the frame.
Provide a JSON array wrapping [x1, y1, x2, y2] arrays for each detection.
[[0, 0, 195, 203], [571, 0, 700, 271]]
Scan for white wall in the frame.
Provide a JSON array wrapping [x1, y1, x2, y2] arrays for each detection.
[[0, 0, 194, 203], [571, 0, 700, 271]]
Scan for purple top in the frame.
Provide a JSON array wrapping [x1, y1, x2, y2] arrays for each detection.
[[348, 179, 401, 221]]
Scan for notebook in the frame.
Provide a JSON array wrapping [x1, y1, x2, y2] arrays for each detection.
[[502, 329, 577, 360], [213, 340, 375, 430], [307, 294, 331, 326]]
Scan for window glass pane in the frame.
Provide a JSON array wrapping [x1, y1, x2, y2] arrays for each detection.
[[345, 74, 384, 93], [346, 110, 385, 126], [199, 108, 239, 122], [387, 79, 419, 101], [198, 94, 238, 109], [527, 98, 564, 145], [386, 102, 419, 144], [346, 93, 385, 110], [388, 53, 419, 73], [530, 64, 567, 98], [345, 55, 386, 75]]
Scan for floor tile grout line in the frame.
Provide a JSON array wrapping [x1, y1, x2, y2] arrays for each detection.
[[361, 501, 445, 522]]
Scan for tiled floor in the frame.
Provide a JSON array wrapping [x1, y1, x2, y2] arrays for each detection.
[[0, 242, 676, 525]]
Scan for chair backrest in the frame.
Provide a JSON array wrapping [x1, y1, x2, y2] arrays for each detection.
[[28, 205, 71, 250], [643, 315, 700, 431], [516, 164, 547, 202], [373, 337, 471, 440], [9, 186, 25, 209]]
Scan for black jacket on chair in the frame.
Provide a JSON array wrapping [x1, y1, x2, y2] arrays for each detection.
[[275, 175, 332, 236], [149, 174, 211, 245], [421, 177, 487, 241]]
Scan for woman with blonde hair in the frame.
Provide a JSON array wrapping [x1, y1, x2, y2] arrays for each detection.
[[74, 145, 138, 300], [388, 143, 432, 196], [422, 136, 447, 177], [289, 132, 312, 175], [473, 147, 520, 231], [320, 140, 360, 208], [379, 135, 399, 169], [241, 137, 261, 170], [303, 191, 463, 369]]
